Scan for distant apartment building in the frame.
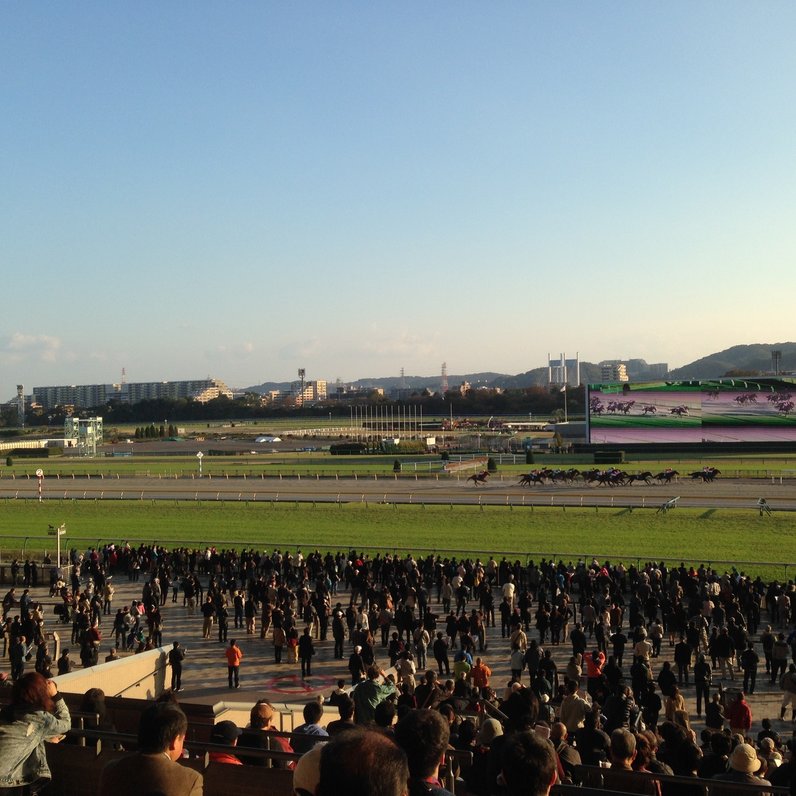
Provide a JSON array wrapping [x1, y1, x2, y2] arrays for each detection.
[[599, 362, 629, 382], [548, 352, 580, 387], [296, 380, 327, 405], [647, 362, 669, 379], [33, 378, 233, 410]]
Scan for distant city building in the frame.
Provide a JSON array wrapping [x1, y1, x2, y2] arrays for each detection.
[[599, 361, 629, 382], [296, 379, 327, 405], [647, 362, 669, 379], [548, 352, 580, 387], [33, 378, 232, 410]]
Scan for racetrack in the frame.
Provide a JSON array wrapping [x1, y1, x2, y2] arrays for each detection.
[[1, 472, 794, 511]]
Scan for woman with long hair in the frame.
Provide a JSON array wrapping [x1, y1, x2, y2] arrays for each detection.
[[0, 672, 71, 792]]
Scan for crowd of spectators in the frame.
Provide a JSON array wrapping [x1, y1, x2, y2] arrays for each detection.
[[1, 543, 795, 795]]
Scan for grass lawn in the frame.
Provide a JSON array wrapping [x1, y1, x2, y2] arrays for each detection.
[[0, 500, 793, 579]]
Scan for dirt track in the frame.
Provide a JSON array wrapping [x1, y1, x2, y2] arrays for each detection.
[[1, 472, 794, 511]]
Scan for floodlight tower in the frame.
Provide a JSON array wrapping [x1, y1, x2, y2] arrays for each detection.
[[298, 368, 306, 407], [772, 350, 782, 376], [16, 385, 24, 428]]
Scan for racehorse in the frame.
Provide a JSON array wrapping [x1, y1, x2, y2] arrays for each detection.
[[518, 471, 545, 487], [641, 405, 657, 415], [467, 470, 489, 486], [654, 470, 679, 483], [689, 467, 720, 482], [596, 469, 626, 487], [670, 405, 689, 416], [626, 471, 653, 485]]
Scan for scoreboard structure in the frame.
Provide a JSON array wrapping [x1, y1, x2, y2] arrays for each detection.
[[587, 378, 796, 444]]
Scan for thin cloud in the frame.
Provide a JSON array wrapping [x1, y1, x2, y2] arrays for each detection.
[[0, 332, 63, 364]]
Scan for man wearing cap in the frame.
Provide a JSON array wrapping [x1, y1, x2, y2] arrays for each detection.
[[209, 720, 243, 765], [238, 700, 294, 767], [711, 743, 770, 791]]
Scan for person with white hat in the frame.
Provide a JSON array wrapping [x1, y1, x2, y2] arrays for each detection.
[[711, 742, 770, 790]]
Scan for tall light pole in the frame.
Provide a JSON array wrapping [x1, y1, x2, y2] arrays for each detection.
[[48, 523, 66, 570], [298, 368, 306, 408]]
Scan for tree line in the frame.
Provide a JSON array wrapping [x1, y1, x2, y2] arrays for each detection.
[[6, 385, 584, 428]]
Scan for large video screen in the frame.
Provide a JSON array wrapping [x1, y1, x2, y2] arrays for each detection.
[[588, 378, 796, 443]]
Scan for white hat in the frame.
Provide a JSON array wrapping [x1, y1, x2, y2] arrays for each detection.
[[728, 744, 761, 774], [293, 742, 326, 795]]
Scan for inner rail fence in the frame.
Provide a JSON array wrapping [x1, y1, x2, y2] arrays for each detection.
[[1, 467, 795, 480]]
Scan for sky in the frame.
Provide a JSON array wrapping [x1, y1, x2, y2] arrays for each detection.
[[2, 3, 796, 399]]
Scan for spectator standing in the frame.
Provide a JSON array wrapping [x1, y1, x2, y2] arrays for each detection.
[[167, 641, 185, 692], [225, 639, 242, 689], [779, 662, 796, 723], [298, 626, 315, 679], [352, 665, 397, 725], [693, 654, 712, 717], [739, 641, 759, 695], [726, 690, 752, 737]]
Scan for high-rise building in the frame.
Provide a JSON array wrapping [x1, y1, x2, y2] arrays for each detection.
[[297, 380, 327, 404], [33, 378, 232, 410], [548, 352, 580, 387], [599, 362, 629, 382]]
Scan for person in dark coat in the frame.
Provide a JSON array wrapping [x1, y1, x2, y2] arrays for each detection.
[[298, 626, 315, 679]]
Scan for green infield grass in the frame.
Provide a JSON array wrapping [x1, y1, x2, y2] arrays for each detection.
[[0, 500, 792, 579]]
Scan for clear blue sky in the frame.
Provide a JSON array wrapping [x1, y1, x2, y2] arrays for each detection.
[[2, 3, 795, 399]]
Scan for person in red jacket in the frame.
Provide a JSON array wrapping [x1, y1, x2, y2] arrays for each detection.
[[585, 650, 606, 700], [726, 690, 752, 737]]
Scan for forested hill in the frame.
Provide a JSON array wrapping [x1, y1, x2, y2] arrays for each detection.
[[667, 342, 796, 379], [245, 343, 796, 393]]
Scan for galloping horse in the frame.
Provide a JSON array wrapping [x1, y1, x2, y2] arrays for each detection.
[[654, 470, 679, 483], [517, 471, 545, 487], [689, 467, 720, 483], [626, 471, 653, 485], [467, 470, 490, 486]]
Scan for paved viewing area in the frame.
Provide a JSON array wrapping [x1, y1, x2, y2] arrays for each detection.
[[3, 555, 792, 733]]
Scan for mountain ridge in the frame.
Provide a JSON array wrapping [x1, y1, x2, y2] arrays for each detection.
[[242, 343, 796, 394]]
